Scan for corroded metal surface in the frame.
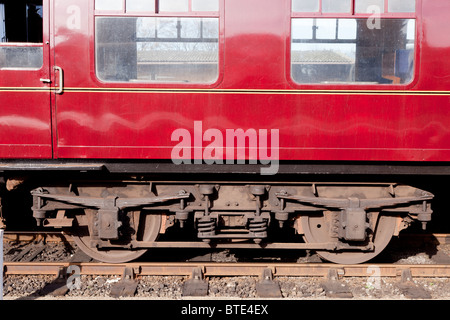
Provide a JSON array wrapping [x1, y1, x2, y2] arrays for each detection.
[[3, 261, 450, 278]]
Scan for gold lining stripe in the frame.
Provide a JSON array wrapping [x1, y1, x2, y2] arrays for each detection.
[[1, 87, 450, 96]]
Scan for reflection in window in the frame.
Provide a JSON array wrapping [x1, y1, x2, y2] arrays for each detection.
[[322, 0, 352, 13], [95, 0, 123, 11], [293, 0, 416, 14], [126, 0, 155, 12], [192, 0, 219, 11], [291, 18, 415, 85], [0, 4, 5, 42], [388, 0, 415, 13], [355, 0, 385, 13], [0, 0, 43, 69], [0, 46, 43, 68], [160, 0, 189, 12], [96, 17, 219, 83], [316, 19, 337, 39], [292, 0, 319, 13]]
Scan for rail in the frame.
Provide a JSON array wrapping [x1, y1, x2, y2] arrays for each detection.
[[3, 261, 450, 278]]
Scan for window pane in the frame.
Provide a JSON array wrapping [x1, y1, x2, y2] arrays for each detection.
[[389, 0, 415, 13], [157, 18, 178, 38], [127, 0, 155, 12], [202, 18, 219, 38], [355, 0, 385, 13], [0, 46, 43, 69], [316, 19, 336, 39], [96, 0, 123, 11], [96, 17, 219, 84], [407, 20, 415, 41], [291, 18, 415, 85], [292, 19, 314, 40], [292, 0, 319, 13], [192, 0, 219, 11], [160, 0, 189, 12], [322, 0, 352, 13], [338, 19, 357, 40]]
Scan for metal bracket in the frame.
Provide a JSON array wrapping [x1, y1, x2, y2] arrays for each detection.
[[43, 210, 74, 228], [39, 267, 70, 296], [321, 268, 353, 298], [110, 267, 138, 298], [396, 268, 432, 299], [182, 267, 209, 296], [255, 268, 282, 298]]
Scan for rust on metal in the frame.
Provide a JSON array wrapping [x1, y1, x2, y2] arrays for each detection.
[[182, 267, 209, 296], [3, 262, 450, 278], [4, 232, 449, 245]]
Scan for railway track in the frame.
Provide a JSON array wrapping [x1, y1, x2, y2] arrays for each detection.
[[3, 261, 450, 299], [3, 261, 450, 278], [2, 231, 450, 299]]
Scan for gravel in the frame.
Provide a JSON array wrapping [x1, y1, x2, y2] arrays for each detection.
[[3, 273, 449, 300], [2, 240, 450, 300]]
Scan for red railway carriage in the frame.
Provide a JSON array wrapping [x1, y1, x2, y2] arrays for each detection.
[[0, 0, 447, 264]]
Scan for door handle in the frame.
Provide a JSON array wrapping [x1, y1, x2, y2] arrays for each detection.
[[54, 66, 64, 94]]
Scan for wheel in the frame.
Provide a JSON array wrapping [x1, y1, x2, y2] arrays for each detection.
[[301, 213, 396, 264], [71, 209, 161, 263]]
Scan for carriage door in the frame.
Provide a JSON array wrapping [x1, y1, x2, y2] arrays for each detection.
[[0, 0, 52, 158]]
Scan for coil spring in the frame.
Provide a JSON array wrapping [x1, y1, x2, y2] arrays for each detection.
[[248, 218, 268, 233], [197, 218, 216, 233]]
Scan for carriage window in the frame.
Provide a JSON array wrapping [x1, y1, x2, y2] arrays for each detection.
[[95, 16, 219, 83], [291, 0, 416, 85], [0, 0, 43, 69], [291, 18, 415, 85]]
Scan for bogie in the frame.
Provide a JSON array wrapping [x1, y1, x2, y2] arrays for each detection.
[[30, 181, 433, 264]]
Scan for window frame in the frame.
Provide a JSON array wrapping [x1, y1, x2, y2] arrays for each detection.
[[91, 0, 224, 88], [288, 0, 421, 90]]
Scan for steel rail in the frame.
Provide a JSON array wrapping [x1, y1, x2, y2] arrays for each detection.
[[3, 261, 450, 278]]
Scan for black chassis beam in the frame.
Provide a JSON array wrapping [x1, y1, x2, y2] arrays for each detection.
[[1, 159, 450, 176]]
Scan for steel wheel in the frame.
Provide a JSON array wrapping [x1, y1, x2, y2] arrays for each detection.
[[301, 213, 396, 264], [72, 209, 161, 263]]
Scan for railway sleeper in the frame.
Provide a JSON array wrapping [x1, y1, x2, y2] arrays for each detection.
[[28, 182, 433, 264]]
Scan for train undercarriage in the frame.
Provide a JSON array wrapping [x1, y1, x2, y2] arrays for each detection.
[[25, 179, 433, 264]]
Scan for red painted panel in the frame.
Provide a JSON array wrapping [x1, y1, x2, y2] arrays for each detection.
[[47, 0, 450, 162]]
